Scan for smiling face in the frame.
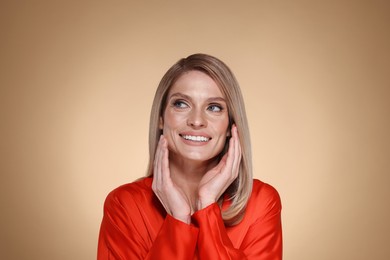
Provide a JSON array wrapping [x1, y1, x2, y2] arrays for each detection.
[[160, 70, 230, 163]]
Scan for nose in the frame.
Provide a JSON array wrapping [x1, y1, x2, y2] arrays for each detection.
[[187, 109, 207, 128]]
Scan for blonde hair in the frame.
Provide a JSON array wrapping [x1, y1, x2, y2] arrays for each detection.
[[146, 53, 253, 225]]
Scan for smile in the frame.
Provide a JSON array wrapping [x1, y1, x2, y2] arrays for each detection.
[[180, 134, 211, 142]]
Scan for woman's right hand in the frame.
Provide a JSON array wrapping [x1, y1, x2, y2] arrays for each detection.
[[152, 135, 192, 224]]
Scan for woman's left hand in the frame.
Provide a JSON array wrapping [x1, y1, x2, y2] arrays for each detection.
[[197, 125, 242, 210]]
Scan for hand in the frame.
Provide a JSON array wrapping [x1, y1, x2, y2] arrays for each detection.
[[152, 135, 193, 224], [197, 125, 242, 210]]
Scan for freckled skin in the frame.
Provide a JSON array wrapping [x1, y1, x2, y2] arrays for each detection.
[[160, 70, 230, 163]]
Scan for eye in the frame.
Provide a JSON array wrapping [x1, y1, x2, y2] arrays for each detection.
[[172, 100, 189, 109], [207, 104, 223, 112]]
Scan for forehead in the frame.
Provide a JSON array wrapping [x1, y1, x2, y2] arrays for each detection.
[[168, 70, 224, 98]]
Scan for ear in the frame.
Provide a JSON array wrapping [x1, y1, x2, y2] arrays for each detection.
[[226, 127, 231, 137], [159, 117, 164, 129], [226, 123, 234, 137]]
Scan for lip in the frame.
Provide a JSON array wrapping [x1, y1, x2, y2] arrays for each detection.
[[179, 131, 212, 139], [179, 132, 212, 145]]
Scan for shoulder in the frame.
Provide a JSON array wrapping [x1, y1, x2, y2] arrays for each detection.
[[251, 179, 281, 202], [103, 177, 153, 210], [246, 179, 282, 220]]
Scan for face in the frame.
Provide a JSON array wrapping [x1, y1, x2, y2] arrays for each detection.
[[160, 70, 230, 163]]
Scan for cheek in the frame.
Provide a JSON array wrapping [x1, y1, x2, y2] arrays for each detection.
[[216, 117, 230, 135], [161, 113, 181, 142], [163, 110, 187, 129]]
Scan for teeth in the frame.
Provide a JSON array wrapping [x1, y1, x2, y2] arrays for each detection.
[[181, 135, 210, 142]]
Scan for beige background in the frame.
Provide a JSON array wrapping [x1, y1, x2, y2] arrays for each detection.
[[1, 1, 389, 259]]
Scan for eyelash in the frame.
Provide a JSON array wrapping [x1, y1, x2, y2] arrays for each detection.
[[172, 100, 189, 108], [207, 104, 224, 112], [171, 99, 224, 112]]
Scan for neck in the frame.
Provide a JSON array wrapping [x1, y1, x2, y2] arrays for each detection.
[[169, 155, 218, 205]]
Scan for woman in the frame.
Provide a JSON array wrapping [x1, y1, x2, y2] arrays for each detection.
[[98, 54, 282, 259]]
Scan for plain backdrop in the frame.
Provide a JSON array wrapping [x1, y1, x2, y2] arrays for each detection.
[[1, 1, 389, 259]]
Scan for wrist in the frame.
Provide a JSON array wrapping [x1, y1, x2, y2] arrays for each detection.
[[172, 214, 191, 225], [197, 198, 215, 210]]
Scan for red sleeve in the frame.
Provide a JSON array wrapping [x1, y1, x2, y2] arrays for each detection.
[[192, 203, 247, 259], [97, 189, 199, 259], [240, 185, 282, 259], [148, 215, 199, 259], [192, 184, 282, 260]]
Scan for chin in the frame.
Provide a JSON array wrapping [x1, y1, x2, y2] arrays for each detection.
[[169, 141, 225, 163], [184, 151, 221, 163]]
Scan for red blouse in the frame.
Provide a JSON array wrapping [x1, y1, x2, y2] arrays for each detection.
[[98, 177, 282, 259]]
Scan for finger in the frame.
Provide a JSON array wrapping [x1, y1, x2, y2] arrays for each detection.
[[153, 137, 171, 213], [227, 124, 237, 166], [233, 126, 241, 171], [153, 135, 164, 186], [158, 136, 169, 185], [161, 136, 170, 183], [232, 125, 242, 177], [222, 134, 235, 175], [226, 125, 238, 179]]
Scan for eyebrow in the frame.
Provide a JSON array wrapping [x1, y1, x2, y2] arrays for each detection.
[[168, 92, 227, 103]]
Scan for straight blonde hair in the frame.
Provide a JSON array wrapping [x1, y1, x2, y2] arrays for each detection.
[[146, 54, 253, 225]]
